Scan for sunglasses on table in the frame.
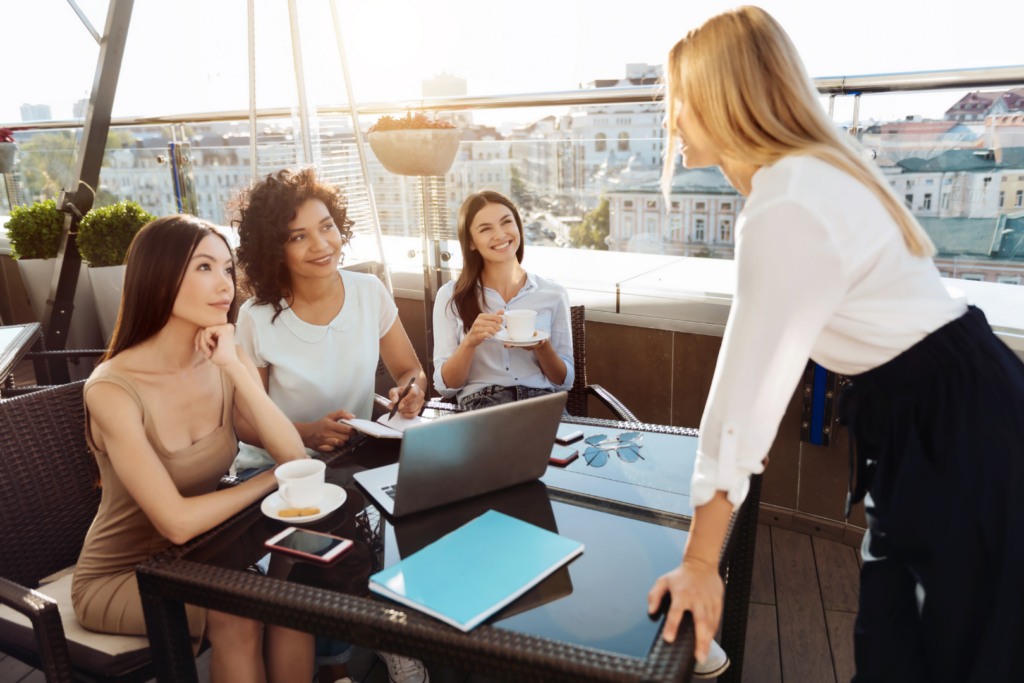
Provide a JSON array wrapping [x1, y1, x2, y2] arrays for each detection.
[[582, 432, 644, 467]]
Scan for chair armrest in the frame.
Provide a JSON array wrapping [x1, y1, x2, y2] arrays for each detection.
[[584, 384, 640, 423], [0, 576, 75, 683]]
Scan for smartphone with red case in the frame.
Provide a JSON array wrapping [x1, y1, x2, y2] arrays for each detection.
[[550, 445, 579, 467], [264, 527, 353, 564]]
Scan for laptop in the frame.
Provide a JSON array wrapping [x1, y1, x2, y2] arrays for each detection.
[[353, 391, 566, 517]]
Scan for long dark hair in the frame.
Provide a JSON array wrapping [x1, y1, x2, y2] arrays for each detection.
[[230, 167, 355, 322], [449, 191, 525, 333], [102, 215, 237, 362]]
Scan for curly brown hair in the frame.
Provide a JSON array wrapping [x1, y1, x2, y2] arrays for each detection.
[[230, 167, 354, 321]]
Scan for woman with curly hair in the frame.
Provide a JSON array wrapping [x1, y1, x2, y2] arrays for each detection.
[[229, 167, 428, 683]]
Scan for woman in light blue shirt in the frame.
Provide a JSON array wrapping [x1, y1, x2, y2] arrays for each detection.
[[433, 190, 574, 409]]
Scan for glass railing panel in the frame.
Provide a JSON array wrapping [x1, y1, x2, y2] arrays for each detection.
[[846, 89, 1024, 288]]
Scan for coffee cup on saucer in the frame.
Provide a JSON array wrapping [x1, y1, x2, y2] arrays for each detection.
[[275, 459, 326, 508], [504, 310, 538, 341]]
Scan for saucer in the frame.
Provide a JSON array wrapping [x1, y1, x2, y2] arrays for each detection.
[[261, 483, 347, 523], [494, 329, 550, 346]]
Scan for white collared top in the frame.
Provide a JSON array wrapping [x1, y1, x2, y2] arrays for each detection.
[[432, 272, 575, 402], [233, 269, 398, 469], [693, 155, 967, 509]]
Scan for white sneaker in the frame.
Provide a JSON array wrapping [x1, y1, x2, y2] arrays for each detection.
[[375, 650, 429, 683], [333, 679, 354, 683], [692, 639, 730, 679]]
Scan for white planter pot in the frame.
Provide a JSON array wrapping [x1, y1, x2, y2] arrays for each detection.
[[88, 265, 126, 345], [16, 258, 105, 381], [367, 129, 462, 177], [0, 143, 16, 174]]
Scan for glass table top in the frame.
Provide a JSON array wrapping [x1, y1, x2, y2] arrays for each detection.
[[379, 481, 689, 658], [193, 432, 693, 659], [542, 423, 698, 519], [0, 325, 28, 352]]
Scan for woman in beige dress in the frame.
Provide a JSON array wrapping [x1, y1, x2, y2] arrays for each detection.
[[71, 215, 314, 682]]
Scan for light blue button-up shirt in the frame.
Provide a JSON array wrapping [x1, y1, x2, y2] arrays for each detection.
[[432, 272, 575, 402]]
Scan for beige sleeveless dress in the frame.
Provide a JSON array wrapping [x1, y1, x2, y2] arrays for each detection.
[[71, 368, 238, 644]]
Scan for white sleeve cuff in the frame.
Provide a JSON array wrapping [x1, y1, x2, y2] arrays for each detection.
[[431, 362, 458, 398], [690, 451, 753, 509]]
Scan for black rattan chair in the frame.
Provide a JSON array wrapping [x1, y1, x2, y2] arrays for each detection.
[[565, 305, 638, 421], [0, 382, 161, 682]]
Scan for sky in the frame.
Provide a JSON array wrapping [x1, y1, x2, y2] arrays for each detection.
[[3, 0, 1023, 128]]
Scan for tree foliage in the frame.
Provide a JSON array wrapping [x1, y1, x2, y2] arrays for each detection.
[[16, 130, 136, 203], [5, 199, 65, 259], [570, 195, 610, 250], [77, 201, 155, 268], [510, 166, 530, 207]]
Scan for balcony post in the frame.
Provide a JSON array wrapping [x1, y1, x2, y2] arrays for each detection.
[[328, 0, 392, 295], [247, 0, 258, 184], [43, 0, 134, 381]]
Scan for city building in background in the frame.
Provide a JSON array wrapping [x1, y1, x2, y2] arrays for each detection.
[[607, 167, 743, 257], [944, 89, 1024, 122], [6, 65, 1024, 285], [19, 104, 52, 122]]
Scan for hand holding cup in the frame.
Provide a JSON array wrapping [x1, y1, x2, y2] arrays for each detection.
[[464, 310, 505, 348]]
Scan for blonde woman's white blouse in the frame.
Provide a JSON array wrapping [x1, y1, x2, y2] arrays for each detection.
[[694, 155, 967, 509]]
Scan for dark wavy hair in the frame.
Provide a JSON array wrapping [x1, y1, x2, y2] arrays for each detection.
[[230, 167, 354, 321], [449, 191, 524, 333], [103, 215, 237, 362]]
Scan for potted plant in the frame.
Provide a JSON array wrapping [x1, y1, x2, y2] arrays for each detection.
[[77, 200, 155, 343], [5, 199, 104, 376], [367, 113, 461, 177], [0, 128, 16, 173]]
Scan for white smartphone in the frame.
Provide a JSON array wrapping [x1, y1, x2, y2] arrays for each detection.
[[264, 527, 353, 564]]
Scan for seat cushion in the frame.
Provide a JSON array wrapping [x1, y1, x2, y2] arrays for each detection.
[[0, 572, 151, 677]]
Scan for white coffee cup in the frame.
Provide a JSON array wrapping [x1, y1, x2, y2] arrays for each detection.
[[275, 459, 326, 508], [504, 309, 538, 341]]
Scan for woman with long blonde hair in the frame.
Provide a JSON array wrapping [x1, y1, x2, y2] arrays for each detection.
[[647, 7, 1024, 681]]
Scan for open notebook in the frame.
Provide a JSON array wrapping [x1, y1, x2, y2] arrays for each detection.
[[369, 510, 584, 632], [340, 413, 426, 439]]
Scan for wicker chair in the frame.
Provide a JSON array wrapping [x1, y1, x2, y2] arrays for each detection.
[[0, 382, 160, 682], [565, 305, 638, 421]]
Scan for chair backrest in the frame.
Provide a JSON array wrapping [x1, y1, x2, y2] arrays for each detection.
[[0, 381, 100, 587], [567, 305, 588, 417]]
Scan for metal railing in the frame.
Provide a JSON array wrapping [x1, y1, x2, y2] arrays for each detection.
[[5, 64, 1024, 131]]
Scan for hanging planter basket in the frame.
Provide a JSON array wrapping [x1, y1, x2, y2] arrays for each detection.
[[366, 115, 461, 177]]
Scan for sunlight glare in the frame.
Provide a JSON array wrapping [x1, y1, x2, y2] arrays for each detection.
[[349, 1, 423, 69]]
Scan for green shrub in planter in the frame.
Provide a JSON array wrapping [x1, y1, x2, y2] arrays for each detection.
[[78, 201, 156, 268], [5, 199, 65, 259]]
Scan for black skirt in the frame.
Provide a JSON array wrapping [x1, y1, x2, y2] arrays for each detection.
[[840, 306, 1024, 682]]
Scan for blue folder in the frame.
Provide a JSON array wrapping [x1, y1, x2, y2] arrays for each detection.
[[369, 509, 584, 632]]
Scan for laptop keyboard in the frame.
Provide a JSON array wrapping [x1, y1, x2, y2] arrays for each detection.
[[382, 485, 397, 500]]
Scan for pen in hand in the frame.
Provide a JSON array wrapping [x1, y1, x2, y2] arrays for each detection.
[[388, 376, 416, 421]]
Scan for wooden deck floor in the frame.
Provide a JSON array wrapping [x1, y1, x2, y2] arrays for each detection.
[[0, 523, 861, 683], [741, 524, 862, 683]]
